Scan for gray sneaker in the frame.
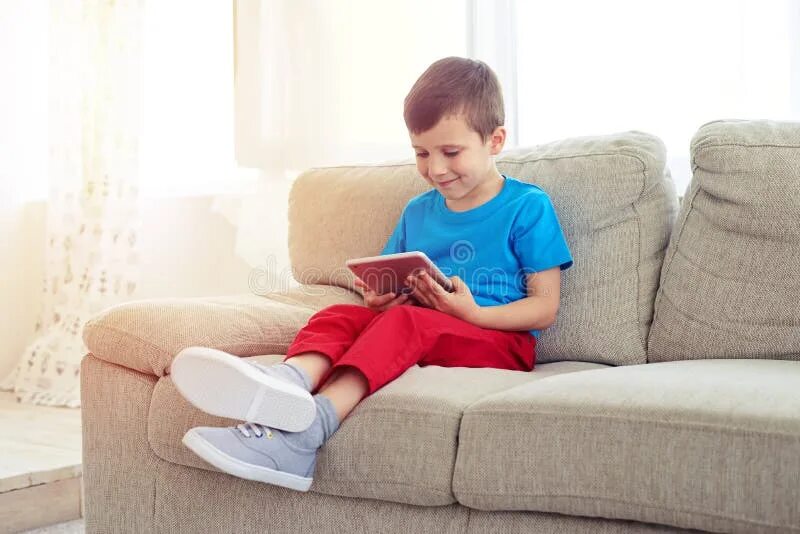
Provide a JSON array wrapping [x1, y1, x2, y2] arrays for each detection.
[[183, 422, 317, 492], [171, 347, 316, 432]]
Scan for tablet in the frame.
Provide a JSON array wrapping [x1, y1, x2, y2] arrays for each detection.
[[346, 251, 454, 296]]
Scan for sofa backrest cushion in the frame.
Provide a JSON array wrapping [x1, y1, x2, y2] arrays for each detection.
[[289, 132, 678, 366], [648, 119, 800, 362]]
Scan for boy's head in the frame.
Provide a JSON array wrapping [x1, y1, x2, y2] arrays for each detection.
[[404, 56, 504, 141], [404, 57, 507, 207]]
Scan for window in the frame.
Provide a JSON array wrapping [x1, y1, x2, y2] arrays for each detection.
[[139, 0, 241, 197], [513, 0, 800, 194]]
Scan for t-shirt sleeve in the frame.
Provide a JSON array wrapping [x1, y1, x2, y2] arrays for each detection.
[[381, 208, 407, 255], [512, 193, 573, 272]]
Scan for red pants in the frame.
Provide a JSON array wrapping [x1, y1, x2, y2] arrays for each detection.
[[285, 304, 536, 395]]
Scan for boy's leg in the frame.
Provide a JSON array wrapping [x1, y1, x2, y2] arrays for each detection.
[[311, 304, 535, 422], [179, 304, 381, 492], [283, 303, 381, 390], [181, 304, 533, 492], [171, 304, 379, 430], [316, 366, 370, 422], [327, 304, 536, 397]]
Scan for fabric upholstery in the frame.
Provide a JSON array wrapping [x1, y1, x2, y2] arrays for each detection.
[[148, 356, 606, 506], [81, 354, 160, 533], [454, 359, 800, 534], [289, 132, 678, 365], [466, 511, 699, 533], [648, 119, 800, 362], [82, 286, 362, 377], [83, 353, 699, 534], [154, 461, 692, 534]]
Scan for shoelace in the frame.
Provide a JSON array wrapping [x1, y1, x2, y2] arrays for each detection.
[[236, 421, 273, 439]]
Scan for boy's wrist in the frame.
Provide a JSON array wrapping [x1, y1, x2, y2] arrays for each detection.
[[462, 304, 485, 327]]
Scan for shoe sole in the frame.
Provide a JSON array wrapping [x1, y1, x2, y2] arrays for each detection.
[[182, 428, 313, 492], [171, 347, 316, 432]]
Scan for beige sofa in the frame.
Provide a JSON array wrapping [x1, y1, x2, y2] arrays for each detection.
[[81, 119, 800, 534]]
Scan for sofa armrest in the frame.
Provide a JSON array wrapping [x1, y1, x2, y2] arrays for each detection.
[[82, 285, 362, 377]]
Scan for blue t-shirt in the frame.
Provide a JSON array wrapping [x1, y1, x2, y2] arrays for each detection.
[[381, 176, 573, 338]]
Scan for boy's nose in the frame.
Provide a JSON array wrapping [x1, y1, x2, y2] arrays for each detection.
[[428, 158, 448, 178]]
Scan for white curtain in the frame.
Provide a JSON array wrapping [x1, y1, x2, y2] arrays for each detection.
[[1, 0, 144, 407], [219, 0, 800, 285], [512, 0, 800, 194], [216, 0, 468, 289]]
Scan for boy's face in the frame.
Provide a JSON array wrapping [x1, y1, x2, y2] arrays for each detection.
[[410, 114, 506, 208]]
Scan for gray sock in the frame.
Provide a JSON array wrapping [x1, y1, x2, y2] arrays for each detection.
[[281, 394, 341, 450], [250, 361, 313, 391]]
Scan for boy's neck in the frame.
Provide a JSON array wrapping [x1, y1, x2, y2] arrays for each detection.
[[445, 168, 505, 212]]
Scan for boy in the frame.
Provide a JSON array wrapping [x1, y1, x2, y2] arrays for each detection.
[[170, 57, 573, 492]]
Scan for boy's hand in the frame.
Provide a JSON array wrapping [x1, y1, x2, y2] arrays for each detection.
[[405, 272, 481, 323], [354, 277, 410, 312]]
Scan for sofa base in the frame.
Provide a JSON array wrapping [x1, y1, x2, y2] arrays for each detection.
[[81, 354, 692, 533]]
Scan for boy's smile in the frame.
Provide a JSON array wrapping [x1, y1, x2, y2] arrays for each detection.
[[410, 114, 506, 212]]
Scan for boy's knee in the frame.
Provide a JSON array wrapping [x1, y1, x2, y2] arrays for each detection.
[[318, 303, 369, 313], [381, 304, 426, 321], [323, 303, 364, 312], [312, 303, 373, 319]]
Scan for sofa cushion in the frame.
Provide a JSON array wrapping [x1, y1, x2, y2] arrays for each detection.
[[453, 359, 800, 534], [82, 286, 362, 377], [147, 356, 607, 506], [648, 119, 800, 362], [289, 132, 678, 366]]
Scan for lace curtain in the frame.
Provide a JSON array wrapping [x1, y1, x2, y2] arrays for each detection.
[[1, 0, 144, 406]]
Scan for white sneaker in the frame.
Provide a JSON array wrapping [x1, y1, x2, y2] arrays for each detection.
[[171, 347, 316, 432]]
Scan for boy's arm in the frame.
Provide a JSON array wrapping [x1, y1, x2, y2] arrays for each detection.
[[469, 267, 561, 332]]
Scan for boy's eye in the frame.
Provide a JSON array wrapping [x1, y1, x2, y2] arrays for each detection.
[[414, 150, 458, 158]]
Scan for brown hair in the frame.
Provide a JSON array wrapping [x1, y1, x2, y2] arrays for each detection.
[[404, 57, 504, 141]]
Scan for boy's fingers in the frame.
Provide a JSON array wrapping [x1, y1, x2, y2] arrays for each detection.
[[377, 292, 397, 304], [380, 293, 408, 311], [354, 279, 369, 291]]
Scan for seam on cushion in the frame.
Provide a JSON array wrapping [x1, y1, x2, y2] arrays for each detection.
[[351, 407, 462, 418], [694, 142, 800, 151], [464, 506, 473, 531], [151, 468, 157, 533], [500, 150, 656, 166], [670, 241, 784, 286], [87, 323, 304, 376], [686, 195, 798, 246], [87, 323, 172, 376], [631, 152, 647, 356], [463, 410, 800, 437], [316, 478, 453, 496], [658, 287, 798, 344], [84, 352, 159, 386], [455, 492, 800, 532]]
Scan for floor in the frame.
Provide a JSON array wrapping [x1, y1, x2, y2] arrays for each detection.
[[0, 391, 83, 533], [21, 519, 84, 534]]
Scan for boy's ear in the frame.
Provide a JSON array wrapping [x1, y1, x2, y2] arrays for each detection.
[[488, 126, 507, 155]]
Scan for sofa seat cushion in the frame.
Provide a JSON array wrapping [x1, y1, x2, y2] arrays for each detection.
[[82, 286, 363, 377], [147, 356, 606, 506], [453, 359, 800, 534]]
